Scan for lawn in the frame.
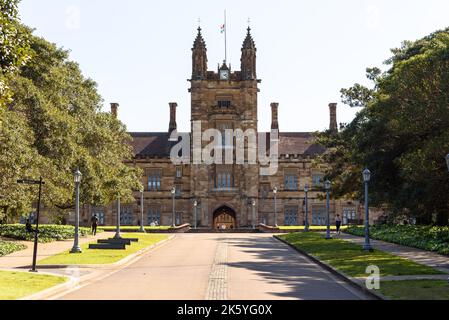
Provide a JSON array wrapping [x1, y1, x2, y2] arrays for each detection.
[[278, 232, 443, 277], [0, 270, 67, 300], [380, 280, 449, 300], [38, 233, 169, 265], [0, 240, 27, 257], [279, 226, 353, 231], [98, 226, 171, 232]]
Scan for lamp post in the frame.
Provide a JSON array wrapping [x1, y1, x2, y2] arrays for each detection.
[[363, 169, 373, 251], [139, 188, 146, 233], [193, 200, 198, 229], [252, 199, 256, 229], [70, 169, 82, 253], [325, 180, 331, 239], [304, 184, 309, 232], [114, 193, 121, 239], [273, 187, 278, 227], [171, 187, 176, 228], [17, 177, 44, 272]]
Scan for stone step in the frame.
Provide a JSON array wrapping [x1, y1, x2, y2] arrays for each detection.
[[98, 238, 132, 245], [188, 229, 262, 233], [88, 243, 126, 250], [111, 237, 139, 242]]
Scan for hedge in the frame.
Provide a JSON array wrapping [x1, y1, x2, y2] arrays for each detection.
[[0, 241, 27, 256], [0, 224, 100, 243], [345, 224, 449, 255]]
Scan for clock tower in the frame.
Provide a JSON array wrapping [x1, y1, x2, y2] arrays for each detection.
[[189, 26, 260, 228]]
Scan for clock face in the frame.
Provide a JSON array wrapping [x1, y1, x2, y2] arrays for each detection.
[[220, 70, 229, 80]]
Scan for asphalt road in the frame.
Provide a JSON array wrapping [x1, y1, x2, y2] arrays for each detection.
[[55, 233, 371, 300]]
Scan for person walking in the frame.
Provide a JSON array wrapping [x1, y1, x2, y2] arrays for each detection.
[[335, 214, 342, 235], [91, 214, 99, 236]]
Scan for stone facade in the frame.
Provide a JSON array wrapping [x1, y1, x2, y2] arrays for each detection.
[[78, 27, 380, 229]]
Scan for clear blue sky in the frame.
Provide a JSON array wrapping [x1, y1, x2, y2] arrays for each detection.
[[19, 0, 449, 133]]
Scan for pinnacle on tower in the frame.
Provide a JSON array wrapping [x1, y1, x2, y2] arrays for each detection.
[[192, 27, 208, 80], [241, 27, 257, 80]]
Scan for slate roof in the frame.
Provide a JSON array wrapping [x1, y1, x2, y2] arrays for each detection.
[[128, 132, 325, 158]]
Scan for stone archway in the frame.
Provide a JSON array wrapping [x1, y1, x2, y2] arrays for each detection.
[[213, 206, 236, 230]]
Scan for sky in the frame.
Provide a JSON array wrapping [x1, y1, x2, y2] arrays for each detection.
[[18, 0, 449, 133]]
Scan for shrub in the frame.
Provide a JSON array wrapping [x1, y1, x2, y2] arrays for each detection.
[[345, 225, 449, 256], [0, 224, 101, 243], [0, 241, 27, 256]]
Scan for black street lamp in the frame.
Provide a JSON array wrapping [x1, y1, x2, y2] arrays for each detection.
[[273, 187, 278, 227], [251, 199, 256, 229], [17, 177, 44, 272], [193, 200, 198, 229], [363, 169, 373, 251], [171, 187, 176, 228], [325, 180, 331, 240], [304, 184, 310, 232], [139, 188, 146, 233], [70, 169, 82, 253], [114, 193, 121, 239]]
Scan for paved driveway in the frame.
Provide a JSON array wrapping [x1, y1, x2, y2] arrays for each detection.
[[55, 233, 370, 300]]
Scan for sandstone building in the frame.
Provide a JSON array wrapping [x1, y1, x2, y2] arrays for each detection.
[[85, 27, 370, 229]]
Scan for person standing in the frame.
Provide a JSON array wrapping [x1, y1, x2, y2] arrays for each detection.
[[91, 214, 99, 236], [335, 214, 342, 235]]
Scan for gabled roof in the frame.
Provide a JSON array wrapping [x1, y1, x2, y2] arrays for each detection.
[[128, 131, 325, 158]]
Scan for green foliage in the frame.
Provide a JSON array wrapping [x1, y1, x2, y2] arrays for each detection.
[[279, 232, 442, 277], [0, 10, 142, 220], [0, 240, 26, 256], [0, 224, 101, 243], [316, 28, 449, 225], [346, 225, 449, 255], [0, 0, 30, 108]]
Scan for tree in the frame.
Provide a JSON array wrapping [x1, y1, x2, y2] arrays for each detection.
[[316, 28, 449, 226], [1, 21, 141, 221]]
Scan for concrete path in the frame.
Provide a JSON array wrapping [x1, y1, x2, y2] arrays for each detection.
[[53, 234, 372, 300], [338, 233, 449, 274], [0, 232, 114, 269]]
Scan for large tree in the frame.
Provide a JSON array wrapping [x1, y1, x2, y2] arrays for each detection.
[[316, 28, 449, 226], [1, 15, 141, 221]]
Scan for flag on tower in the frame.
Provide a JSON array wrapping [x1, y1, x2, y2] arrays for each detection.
[[220, 24, 225, 33]]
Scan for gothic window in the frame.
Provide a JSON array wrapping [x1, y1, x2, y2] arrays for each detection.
[[260, 183, 270, 199], [92, 207, 105, 225], [343, 207, 357, 225], [147, 206, 161, 225], [218, 100, 231, 108], [215, 166, 233, 189], [120, 206, 133, 226], [175, 184, 182, 197], [312, 206, 326, 226], [175, 166, 182, 178], [284, 174, 298, 191], [284, 206, 298, 226], [312, 173, 324, 188], [217, 122, 233, 148], [147, 169, 161, 191]]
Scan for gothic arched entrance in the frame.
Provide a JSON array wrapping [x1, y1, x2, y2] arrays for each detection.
[[213, 206, 236, 230]]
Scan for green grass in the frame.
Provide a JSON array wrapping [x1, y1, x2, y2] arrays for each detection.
[[0, 240, 27, 256], [279, 225, 353, 231], [98, 226, 171, 232], [0, 270, 67, 300], [279, 232, 443, 277], [38, 233, 169, 265], [380, 280, 449, 300]]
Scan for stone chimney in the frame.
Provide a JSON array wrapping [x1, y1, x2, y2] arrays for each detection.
[[110, 103, 119, 118], [329, 103, 337, 133], [271, 102, 279, 131], [168, 102, 177, 134]]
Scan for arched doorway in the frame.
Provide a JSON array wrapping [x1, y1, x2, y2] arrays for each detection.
[[213, 206, 236, 230]]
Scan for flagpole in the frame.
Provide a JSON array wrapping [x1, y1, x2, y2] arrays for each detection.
[[224, 10, 227, 64]]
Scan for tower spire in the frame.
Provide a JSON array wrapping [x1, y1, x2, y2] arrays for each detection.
[[241, 26, 256, 80], [192, 26, 207, 80]]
